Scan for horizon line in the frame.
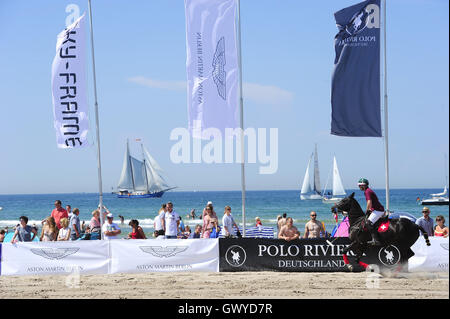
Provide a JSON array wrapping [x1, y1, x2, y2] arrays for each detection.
[[0, 187, 446, 196]]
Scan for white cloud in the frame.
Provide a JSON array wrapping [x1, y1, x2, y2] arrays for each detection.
[[127, 76, 186, 92], [243, 82, 294, 106], [127, 76, 294, 106]]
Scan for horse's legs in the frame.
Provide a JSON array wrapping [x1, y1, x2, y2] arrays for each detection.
[[355, 244, 369, 270], [342, 243, 354, 266], [343, 242, 367, 272]]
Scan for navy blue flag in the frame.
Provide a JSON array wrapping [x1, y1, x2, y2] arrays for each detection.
[[331, 0, 382, 137]]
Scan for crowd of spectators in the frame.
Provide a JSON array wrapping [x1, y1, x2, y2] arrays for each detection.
[[4, 200, 113, 243], [1, 201, 447, 243], [152, 201, 239, 239]]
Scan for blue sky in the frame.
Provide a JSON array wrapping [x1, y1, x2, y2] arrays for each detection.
[[0, 0, 448, 194]]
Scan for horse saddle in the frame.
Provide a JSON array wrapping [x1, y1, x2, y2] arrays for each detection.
[[360, 215, 390, 233]]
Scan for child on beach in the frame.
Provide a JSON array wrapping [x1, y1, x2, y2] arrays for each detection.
[[209, 219, 221, 238], [180, 225, 191, 239], [57, 218, 71, 241]]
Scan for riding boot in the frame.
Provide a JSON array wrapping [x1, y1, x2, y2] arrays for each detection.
[[366, 221, 383, 246]]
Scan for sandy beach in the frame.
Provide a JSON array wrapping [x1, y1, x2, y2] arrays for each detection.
[[0, 271, 448, 299]]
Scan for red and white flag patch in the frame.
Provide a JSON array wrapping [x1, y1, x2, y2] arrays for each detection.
[[378, 221, 390, 233]]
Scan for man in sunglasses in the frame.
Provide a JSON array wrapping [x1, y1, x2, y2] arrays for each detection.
[[304, 211, 325, 238], [416, 207, 434, 237]]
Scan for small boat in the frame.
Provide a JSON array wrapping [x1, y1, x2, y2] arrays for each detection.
[[421, 186, 449, 206], [322, 156, 347, 204], [421, 156, 449, 205], [116, 140, 176, 198], [300, 144, 322, 200]]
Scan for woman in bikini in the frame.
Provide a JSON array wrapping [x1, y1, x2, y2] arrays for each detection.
[[434, 215, 449, 238], [40, 216, 57, 241]]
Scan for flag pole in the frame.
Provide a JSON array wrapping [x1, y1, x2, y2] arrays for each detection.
[[237, 0, 246, 237], [88, 0, 104, 239], [382, 0, 390, 211]]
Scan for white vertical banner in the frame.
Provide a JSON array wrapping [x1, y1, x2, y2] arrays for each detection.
[[185, 0, 239, 138], [51, 14, 90, 148]]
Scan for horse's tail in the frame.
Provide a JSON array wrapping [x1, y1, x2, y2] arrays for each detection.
[[418, 226, 431, 246]]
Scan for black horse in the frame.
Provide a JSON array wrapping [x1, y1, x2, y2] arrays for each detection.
[[332, 192, 430, 272]]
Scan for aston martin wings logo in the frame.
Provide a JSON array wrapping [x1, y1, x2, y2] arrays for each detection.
[[139, 246, 188, 258], [212, 36, 226, 100], [30, 248, 80, 260]]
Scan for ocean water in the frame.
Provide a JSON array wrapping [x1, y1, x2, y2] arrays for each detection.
[[0, 189, 448, 238]]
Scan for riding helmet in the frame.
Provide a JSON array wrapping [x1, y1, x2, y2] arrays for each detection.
[[358, 178, 369, 186]]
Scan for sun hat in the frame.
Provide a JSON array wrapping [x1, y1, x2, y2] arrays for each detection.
[[207, 201, 213, 205], [106, 213, 114, 218]]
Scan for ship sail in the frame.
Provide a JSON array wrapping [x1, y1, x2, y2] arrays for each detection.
[[117, 141, 134, 191], [301, 147, 323, 200], [332, 156, 346, 196], [116, 141, 176, 197], [300, 154, 313, 195], [143, 146, 172, 193], [130, 156, 148, 192]]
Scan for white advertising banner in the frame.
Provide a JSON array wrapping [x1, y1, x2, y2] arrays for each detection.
[[0, 241, 109, 276], [185, 0, 239, 138], [409, 237, 449, 273], [51, 14, 90, 148], [110, 239, 219, 273]]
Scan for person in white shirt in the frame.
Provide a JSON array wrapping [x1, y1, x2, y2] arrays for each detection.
[[222, 206, 238, 238], [154, 203, 166, 237], [161, 202, 179, 239], [102, 213, 121, 239]]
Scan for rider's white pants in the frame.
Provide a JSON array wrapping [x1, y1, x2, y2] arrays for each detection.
[[368, 210, 386, 224]]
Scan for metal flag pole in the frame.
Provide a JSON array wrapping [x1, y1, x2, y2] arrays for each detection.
[[382, 0, 390, 211], [88, 0, 105, 239], [237, 0, 246, 237]]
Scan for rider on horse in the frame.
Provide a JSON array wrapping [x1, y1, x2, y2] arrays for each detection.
[[358, 178, 385, 246]]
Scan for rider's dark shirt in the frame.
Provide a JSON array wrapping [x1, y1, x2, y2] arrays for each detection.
[[364, 188, 385, 212]]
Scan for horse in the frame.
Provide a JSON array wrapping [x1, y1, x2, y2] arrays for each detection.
[[331, 192, 430, 272]]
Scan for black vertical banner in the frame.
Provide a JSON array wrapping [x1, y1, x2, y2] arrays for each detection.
[[331, 0, 382, 137]]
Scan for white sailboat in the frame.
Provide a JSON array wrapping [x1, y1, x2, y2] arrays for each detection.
[[300, 145, 322, 200], [322, 156, 347, 204], [116, 140, 176, 198]]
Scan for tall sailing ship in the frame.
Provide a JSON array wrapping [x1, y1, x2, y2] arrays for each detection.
[[116, 140, 176, 198], [300, 145, 322, 200]]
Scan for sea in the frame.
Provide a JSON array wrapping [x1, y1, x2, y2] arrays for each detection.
[[0, 189, 448, 238]]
